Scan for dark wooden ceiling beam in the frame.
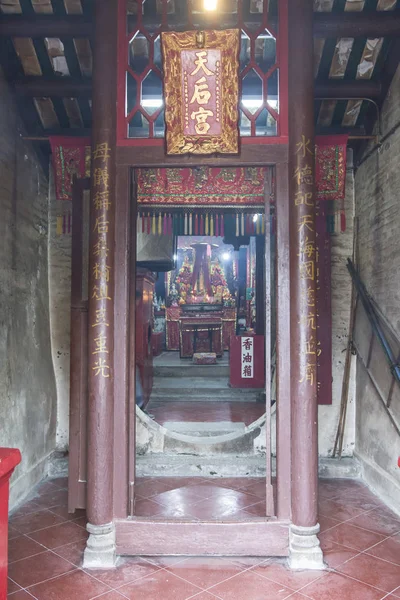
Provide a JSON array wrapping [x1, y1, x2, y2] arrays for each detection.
[[313, 11, 400, 38], [1, 12, 400, 39], [12, 76, 382, 100], [13, 77, 92, 97], [0, 15, 92, 38], [315, 80, 381, 99]]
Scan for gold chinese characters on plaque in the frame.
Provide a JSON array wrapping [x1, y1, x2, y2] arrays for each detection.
[[161, 29, 240, 155]]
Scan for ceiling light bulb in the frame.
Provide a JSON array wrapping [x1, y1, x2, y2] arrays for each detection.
[[222, 252, 230, 261], [253, 214, 258, 223], [203, 0, 217, 10]]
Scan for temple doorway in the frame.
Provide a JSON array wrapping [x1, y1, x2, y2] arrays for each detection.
[[132, 166, 276, 520]]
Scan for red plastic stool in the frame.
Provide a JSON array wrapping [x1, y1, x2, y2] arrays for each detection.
[[0, 448, 21, 599]]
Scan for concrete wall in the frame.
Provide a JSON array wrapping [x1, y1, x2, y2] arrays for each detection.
[[0, 69, 57, 507], [354, 65, 400, 514], [48, 171, 72, 451], [318, 152, 356, 457]]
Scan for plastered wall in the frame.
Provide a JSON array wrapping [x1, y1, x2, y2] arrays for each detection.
[[0, 69, 57, 507], [354, 65, 400, 513]]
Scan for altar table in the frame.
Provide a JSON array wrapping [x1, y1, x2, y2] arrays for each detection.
[[179, 316, 223, 358]]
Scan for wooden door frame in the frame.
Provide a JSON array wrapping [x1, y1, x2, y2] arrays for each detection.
[[111, 144, 292, 554]]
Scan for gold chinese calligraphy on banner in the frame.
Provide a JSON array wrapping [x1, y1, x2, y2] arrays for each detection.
[[161, 29, 240, 155]]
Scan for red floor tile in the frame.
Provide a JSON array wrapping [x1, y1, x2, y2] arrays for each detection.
[[318, 497, 374, 522], [319, 522, 386, 551], [318, 514, 341, 533], [53, 539, 88, 566], [7, 591, 36, 599], [8, 525, 21, 540], [365, 535, 400, 566], [28, 569, 111, 600], [7, 578, 21, 594], [10, 500, 43, 518], [300, 571, 384, 600], [49, 505, 86, 521], [240, 501, 266, 517], [135, 478, 175, 498], [37, 481, 62, 495], [10, 510, 66, 534], [28, 521, 88, 549], [34, 489, 69, 509], [250, 558, 324, 591], [118, 569, 202, 599], [187, 593, 223, 599], [92, 593, 131, 600], [150, 486, 209, 507], [336, 552, 400, 594], [318, 535, 359, 569], [208, 569, 294, 599], [50, 477, 69, 489], [8, 534, 45, 562], [8, 550, 75, 588], [347, 510, 400, 537], [84, 556, 161, 588], [164, 556, 243, 590]]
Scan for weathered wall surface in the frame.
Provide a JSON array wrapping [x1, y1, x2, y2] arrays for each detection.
[[48, 171, 72, 451], [0, 68, 57, 507], [354, 65, 400, 513], [318, 153, 356, 457]]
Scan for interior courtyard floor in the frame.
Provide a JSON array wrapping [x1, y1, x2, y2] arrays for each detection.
[[147, 351, 265, 428], [7, 477, 400, 599]]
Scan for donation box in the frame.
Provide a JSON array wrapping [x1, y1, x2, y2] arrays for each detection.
[[230, 335, 265, 388]]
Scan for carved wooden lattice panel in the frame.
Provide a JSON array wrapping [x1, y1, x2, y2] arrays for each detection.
[[118, 0, 287, 142]]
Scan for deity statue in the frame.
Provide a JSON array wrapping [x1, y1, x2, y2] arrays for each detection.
[[168, 282, 179, 307]]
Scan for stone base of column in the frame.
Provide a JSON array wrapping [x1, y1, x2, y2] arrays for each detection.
[[83, 522, 116, 569], [288, 523, 325, 570]]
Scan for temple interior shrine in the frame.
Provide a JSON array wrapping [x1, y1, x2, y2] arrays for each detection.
[[1, 0, 400, 597]]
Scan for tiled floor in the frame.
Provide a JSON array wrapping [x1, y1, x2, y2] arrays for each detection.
[[7, 477, 400, 599], [146, 402, 265, 427]]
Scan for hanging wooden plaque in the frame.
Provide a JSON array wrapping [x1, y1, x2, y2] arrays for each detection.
[[161, 29, 240, 155]]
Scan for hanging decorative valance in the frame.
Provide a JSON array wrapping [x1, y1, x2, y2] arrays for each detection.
[[49, 135, 348, 233], [137, 167, 269, 208]]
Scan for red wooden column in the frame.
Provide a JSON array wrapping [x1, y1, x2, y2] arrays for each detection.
[[288, 0, 324, 570], [83, 0, 118, 569]]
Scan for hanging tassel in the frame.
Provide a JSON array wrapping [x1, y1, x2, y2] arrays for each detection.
[[200, 214, 204, 235], [195, 213, 199, 235], [163, 213, 167, 235], [141, 212, 144, 233], [205, 212, 209, 235], [184, 213, 188, 235], [151, 213, 156, 235], [220, 214, 224, 237], [210, 214, 214, 236], [241, 213, 244, 236], [146, 212, 150, 235], [215, 214, 219, 237], [261, 213, 265, 235], [169, 213, 173, 235], [236, 213, 239, 236], [158, 213, 162, 235]]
